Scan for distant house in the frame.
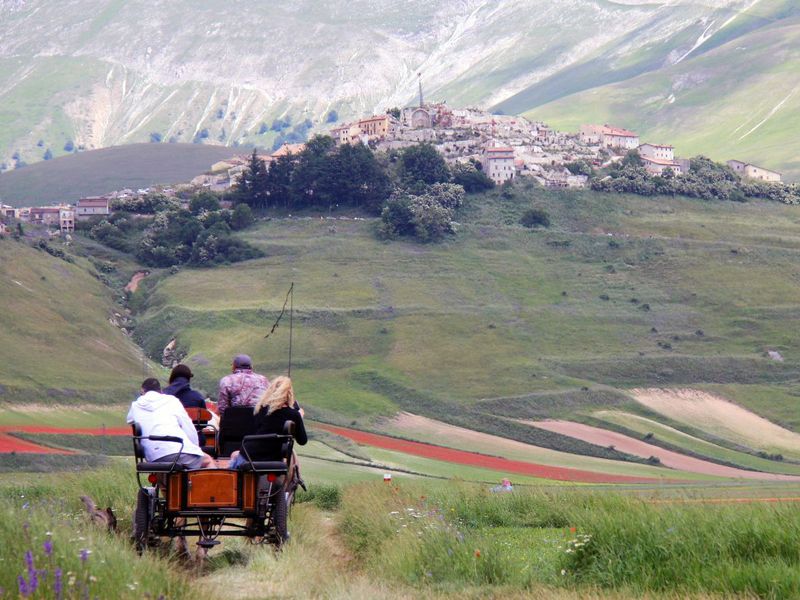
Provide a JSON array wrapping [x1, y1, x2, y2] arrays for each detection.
[[75, 197, 110, 221], [639, 143, 674, 162], [726, 160, 782, 183], [271, 143, 306, 158], [580, 124, 639, 150], [639, 143, 682, 176], [330, 123, 362, 145], [357, 114, 392, 139], [641, 156, 683, 177], [59, 208, 75, 233], [0, 203, 15, 220], [482, 146, 515, 185], [29, 207, 61, 226]]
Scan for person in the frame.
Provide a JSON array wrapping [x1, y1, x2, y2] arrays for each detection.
[[228, 376, 307, 469], [491, 478, 514, 493], [217, 354, 269, 418], [163, 364, 205, 409], [127, 378, 216, 469]]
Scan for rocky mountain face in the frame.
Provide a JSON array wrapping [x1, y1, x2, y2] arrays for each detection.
[[0, 0, 782, 171]]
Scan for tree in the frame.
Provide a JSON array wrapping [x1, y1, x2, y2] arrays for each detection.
[[63, 140, 74, 152], [190, 192, 221, 214], [326, 110, 338, 123], [43, 148, 53, 160], [230, 203, 254, 230], [236, 149, 269, 208], [451, 161, 493, 192], [265, 154, 296, 209], [386, 107, 401, 120], [321, 143, 392, 213], [398, 143, 450, 187]]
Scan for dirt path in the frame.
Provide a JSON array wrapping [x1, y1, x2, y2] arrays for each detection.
[[124, 270, 148, 293], [0, 426, 129, 454], [316, 424, 674, 484], [530, 420, 800, 481]]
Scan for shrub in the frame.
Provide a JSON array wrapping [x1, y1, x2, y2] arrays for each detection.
[[520, 208, 550, 228]]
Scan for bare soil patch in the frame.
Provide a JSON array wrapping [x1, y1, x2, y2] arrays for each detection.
[[124, 270, 148, 293], [631, 388, 800, 455]]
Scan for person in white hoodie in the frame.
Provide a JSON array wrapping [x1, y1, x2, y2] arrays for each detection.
[[127, 378, 215, 469]]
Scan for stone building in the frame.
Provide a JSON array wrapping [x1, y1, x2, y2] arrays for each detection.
[[482, 146, 515, 185], [726, 160, 782, 182], [75, 197, 110, 220]]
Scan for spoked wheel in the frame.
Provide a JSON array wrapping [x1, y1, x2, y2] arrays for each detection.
[[132, 488, 152, 553]]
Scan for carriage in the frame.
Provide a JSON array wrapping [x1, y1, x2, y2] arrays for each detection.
[[131, 407, 299, 552]]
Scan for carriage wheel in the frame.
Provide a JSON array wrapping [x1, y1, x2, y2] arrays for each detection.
[[272, 488, 288, 548], [132, 488, 152, 553]]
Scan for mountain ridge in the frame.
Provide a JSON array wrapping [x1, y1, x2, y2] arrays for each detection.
[[0, 0, 773, 170]]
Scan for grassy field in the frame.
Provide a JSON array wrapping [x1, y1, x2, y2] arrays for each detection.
[[131, 184, 800, 430], [2, 459, 800, 598], [0, 143, 246, 206]]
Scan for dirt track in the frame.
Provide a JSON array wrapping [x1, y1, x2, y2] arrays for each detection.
[[317, 424, 673, 484], [530, 420, 800, 481]]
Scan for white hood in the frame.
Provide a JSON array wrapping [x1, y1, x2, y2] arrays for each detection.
[[127, 391, 203, 461]]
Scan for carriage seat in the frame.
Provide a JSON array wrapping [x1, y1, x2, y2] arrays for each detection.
[[135, 461, 188, 473], [238, 461, 287, 473]]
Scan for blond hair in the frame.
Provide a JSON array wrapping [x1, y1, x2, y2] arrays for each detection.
[[253, 376, 295, 415]]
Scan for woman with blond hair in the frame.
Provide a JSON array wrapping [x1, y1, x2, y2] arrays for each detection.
[[228, 376, 307, 469]]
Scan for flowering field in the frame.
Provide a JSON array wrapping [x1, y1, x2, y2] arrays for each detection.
[[3, 460, 800, 598]]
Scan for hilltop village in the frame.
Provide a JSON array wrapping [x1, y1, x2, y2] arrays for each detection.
[[0, 101, 785, 237]]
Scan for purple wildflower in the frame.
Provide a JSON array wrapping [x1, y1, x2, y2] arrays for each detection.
[[54, 568, 63, 600], [28, 568, 39, 595], [43, 537, 53, 556], [24, 549, 34, 577], [79, 548, 90, 563], [17, 575, 28, 597]]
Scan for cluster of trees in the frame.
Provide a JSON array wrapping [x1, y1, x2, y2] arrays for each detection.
[[235, 137, 493, 242], [593, 152, 800, 204], [85, 192, 260, 267], [235, 138, 392, 213]]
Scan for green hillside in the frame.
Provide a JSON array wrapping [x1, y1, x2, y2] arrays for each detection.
[[0, 238, 146, 403], [526, 10, 800, 181], [129, 185, 800, 457], [0, 143, 246, 207]]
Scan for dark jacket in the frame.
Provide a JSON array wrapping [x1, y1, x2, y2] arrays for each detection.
[[241, 405, 307, 461], [163, 377, 206, 409], [254, 406, 307, 444]]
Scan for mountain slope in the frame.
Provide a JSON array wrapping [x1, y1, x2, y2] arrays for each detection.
[[526, 8, 800, 180], [0, 239, 146, 403], [0, 0, 763, 169]]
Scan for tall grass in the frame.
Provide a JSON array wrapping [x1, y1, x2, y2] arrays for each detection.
[[339, 481, 800, 597], [0, 460, 191, 599]]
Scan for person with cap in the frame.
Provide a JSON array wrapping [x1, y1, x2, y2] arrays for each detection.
[[163, 364, 206, 410], [217, 354, 270, 418]]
